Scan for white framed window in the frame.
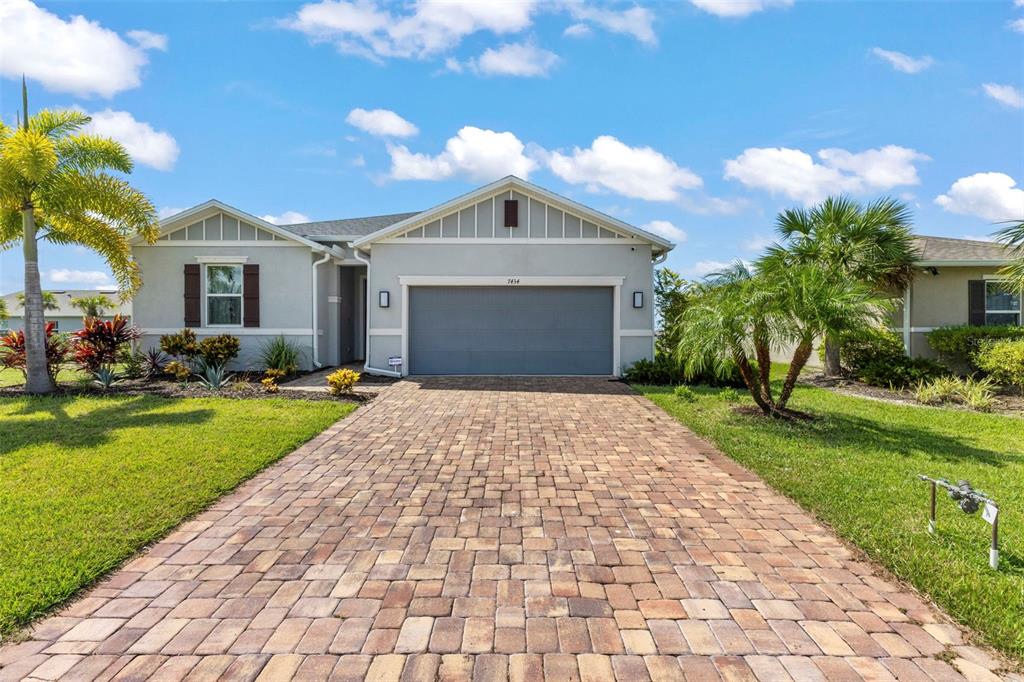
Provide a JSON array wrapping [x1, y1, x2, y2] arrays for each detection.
[[986, 280, 1021, 326], [206, 264, 243, 326]]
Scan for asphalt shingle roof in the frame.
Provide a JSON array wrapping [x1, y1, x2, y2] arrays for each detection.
[[278, 212, 421, 238], [913, 235, 1014, 262]]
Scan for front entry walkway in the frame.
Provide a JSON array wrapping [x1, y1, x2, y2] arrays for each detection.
[[0, 378, 1011, 681]]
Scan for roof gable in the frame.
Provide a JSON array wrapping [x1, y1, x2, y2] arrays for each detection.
[[352, 176, 675, 253]]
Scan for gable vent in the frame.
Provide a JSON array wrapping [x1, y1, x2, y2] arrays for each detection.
[[504, 199, 519, 228]]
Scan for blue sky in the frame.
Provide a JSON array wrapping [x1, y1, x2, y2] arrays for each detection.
[[2, 0, 1023, 295]]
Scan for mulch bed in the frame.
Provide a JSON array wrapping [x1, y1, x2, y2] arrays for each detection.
[[803, 373, 1024, 417]]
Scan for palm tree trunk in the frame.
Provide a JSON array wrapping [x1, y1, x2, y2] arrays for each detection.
[[733, 349, 772, 415], [823, 334, 842, 377], [777, 338, 813, 409], [22, 205, 54, 394], [753, 334, 774, 405]]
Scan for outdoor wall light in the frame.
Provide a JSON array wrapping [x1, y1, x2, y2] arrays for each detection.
[[378, 290, 390, 308], [633, 291, 644, 308]]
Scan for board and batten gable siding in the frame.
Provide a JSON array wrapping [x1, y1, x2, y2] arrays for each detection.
[[365, 242, 656, 374], [160, 212, 284, 243], [131, 240, 319, 369], [388, 189, 636, 243]]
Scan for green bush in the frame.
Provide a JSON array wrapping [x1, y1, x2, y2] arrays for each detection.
[[927, 326, 1024, 370], [673, 385, 697, 402], [259, 336, 301, 374], [975, 340, 1024, 392], [159, 328, 198, 360], [622, 354, 745, 387], [834, 326, 907, 375], [857, 356, 946, 389], [196, 334, 241, 367], [718, 388, 740, 403]]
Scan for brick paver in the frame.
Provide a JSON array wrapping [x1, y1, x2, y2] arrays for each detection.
[[0, 378, 1015, 680]]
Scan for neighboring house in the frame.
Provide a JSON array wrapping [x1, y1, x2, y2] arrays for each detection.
[[0, 289, 128, 333], [898, 236, 1019, 358], [130, 176, 673, 376]]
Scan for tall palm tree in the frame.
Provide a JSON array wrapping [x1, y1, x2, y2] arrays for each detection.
[[0, 297, 7, 323], [0, 82, 157, 393], [760, 196, 917, 377], [70, 294, 115, 318], [16, 290, 59, 311], [994, 220, 1024, 294]]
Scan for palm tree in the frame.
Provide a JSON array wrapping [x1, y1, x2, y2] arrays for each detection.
[[0, 81, 157, 393], [70, 294, 115, 318], [16, 290, 59, 311], [760, 196, 917, 377], [0, 297, 7, 323], [994, 220, 1024, 294]]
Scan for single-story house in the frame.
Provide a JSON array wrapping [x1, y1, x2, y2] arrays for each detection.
[[0, 289, 129, 333], [898, 236, 1019, 358], [130, 176, 673, 376]]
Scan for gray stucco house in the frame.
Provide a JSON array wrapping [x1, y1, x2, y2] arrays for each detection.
[[130, 176, 674, 376], [1, 288, 129, 334]]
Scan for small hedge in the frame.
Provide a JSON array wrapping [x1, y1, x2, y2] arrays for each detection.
[[927, 325, 1024, 370], [835, 326, 946, 389], [622, 354, 745, 387], [975, 340, 1024, 392]]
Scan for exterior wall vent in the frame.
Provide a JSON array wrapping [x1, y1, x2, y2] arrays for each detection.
[[504, 199, 519, 228]]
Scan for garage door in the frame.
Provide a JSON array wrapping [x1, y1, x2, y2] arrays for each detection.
[[408, 286, 613, 375]]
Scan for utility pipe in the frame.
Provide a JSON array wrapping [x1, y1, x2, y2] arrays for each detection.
[[353, 248, 402, 378], [311, 251, 331, 368]]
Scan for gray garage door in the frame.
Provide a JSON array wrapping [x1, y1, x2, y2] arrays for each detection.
[[409, 286, 613, 375]]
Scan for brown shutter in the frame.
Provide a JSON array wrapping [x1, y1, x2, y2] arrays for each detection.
[[184, 264, 201, 327], [243, 264, 260, 328], [968, 280, 986, 326], [504, 199, 519, 227]]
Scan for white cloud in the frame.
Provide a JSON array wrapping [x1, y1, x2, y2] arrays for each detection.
[[642, 220, 687, 243], [1009, 18, 1024, 33], [982, 83, 1024, 109], [83, 110, 179, 171], [870, 47, 933, 74], [743, 235, 774, 252], [126, 29, 168, 51], [723, 145, 929, 204], [45, 269, 112, 286], [688, 260, 733, 277], [546, 136, 702, 201], [565, 5, 656, 45], [0, 0, 164, 97], [464, 42, 560, 77], [689, 0, 793, 18], [563, 23, 592, 38], [157, 207, 187, 219], [260, 211, 311, 225], [935, 172, 1024, 221], [345, 107, 418, 137], [280, 0, 537, 61], [388, 126, 536, 182]]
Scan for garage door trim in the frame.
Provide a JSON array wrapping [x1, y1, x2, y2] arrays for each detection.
[[397, 276, 623, 377]]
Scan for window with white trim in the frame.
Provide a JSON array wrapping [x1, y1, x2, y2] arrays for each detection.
[[206, 264, 243, 326], [986, 280, 1021, 326]]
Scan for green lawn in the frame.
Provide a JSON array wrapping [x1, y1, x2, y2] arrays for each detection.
[[639, 376, 1024, 662], [0, 367, 89, 388], [0, 395, 353, 637]]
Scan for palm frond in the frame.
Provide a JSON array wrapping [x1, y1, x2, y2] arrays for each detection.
[[56, 133, 133, 174], [29, 109, 90, 140]]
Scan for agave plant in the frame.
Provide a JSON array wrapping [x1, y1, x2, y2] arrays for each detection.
[[92, 366, 121, 391], [195, 359, 233, 391]]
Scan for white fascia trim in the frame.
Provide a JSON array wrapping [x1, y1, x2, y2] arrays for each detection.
[[353, 176, 674, 253], [143, 328, 313, 336], [916, 260, 1008, 266], [147, 241, 306, 248], [368, 328, 403, 336], [398, 276, 625, 286], [380, 238, 636, 246], [620, 329, 654, 336], [196, 256, 248, 264]]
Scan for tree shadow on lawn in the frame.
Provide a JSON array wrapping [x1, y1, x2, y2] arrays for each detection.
[[1, 396, 215, 455]]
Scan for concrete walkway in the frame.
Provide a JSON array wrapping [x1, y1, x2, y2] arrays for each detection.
[[0, 378, 1014, 680]]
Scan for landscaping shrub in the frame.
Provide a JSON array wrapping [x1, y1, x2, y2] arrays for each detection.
[[833, 326, 906, 375], [959, 377, 997, 412], [914, 376, 961, 405], [119, 347, 144, 379], [261, 368, 286, 393], [857, 355, 946, 389], [195, 359, 233, 391], [0, 323, 69, 382], [718, 388, 740, 403], [196, 334, 241, 367], [91, 367, 120, 391], [164, 360, 191, 382], [673, 385, 697, 402], [259, 336, 301, 374], [927, 325, 1024, 370], [913, 376, 996, 412], [326, 368, 360, 395], [72, 315, 140, 373], [143, 347, 168, 380], [622, 354, 745, 387], [974, 340, 1024, 393], [160, 329, 199, 361]]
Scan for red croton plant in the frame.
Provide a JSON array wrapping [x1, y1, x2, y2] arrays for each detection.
[[0, 322, 69, 381], [72, 315, 141, 374]]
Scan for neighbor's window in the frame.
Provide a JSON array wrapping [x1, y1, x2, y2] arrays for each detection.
[[986, 280, 1021, 326], [206, 264, 242, 326]]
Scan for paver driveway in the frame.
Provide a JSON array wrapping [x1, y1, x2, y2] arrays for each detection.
[[0, 378, 1012, 681]]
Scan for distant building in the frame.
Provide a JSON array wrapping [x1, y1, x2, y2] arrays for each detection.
[[0, 289, 130, 333]]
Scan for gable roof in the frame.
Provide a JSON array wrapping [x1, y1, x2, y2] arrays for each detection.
[[279, 212, 421, 240], [1, 289, 129, 318], [913, 235, 1015, 265], [134, 200, 334, 253], [351, 176, 675, 254]]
